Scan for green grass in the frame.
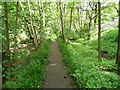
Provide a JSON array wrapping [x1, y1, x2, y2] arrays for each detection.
[[84, 29, 118, 57], [3, 39, 51, 88], [58, 37, 118, 88]]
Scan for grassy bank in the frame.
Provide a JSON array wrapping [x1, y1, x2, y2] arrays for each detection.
[[58, 38, 118, 88], [3, 39, 51, 88]]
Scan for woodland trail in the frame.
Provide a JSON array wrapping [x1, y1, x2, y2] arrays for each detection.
[[42, 40, 75, 88]]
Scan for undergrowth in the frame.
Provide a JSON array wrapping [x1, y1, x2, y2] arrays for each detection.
[[58, 37, 118, 88], [3, 39, 51, 88], [84, 29, 118, 57]]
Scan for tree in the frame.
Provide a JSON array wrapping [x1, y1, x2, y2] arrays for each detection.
[[14, 1, 19, 62], [117, 0, 120, 75], [59, 2, 65, 42], [27, 0, 38, 48], [19, 2, 33, 39], [69, 2, 74, 30], [38, 2, 44, 45], [94, 4, 97, 27], [77, 2, 98, 40], [4, 2, 10, 65], [98, 0, 102, 62]]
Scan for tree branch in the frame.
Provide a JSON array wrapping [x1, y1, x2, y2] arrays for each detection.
[[114, 6, 119, 12]]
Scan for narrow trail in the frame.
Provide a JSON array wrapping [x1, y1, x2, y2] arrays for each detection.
[[42, 40, 75, 88]]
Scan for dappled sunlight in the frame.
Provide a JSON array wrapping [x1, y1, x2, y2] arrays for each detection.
[[1, 1, 119, 88]]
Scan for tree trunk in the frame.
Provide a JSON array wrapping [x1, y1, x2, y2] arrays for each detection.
[[117, 0, 120, 75], [57, 2, 59, 11], [33, 4, 36, 31], [27, 0, 38, 48], [38, 2, 44, 46], [63, 3, 66, 14], [69, 8, 73, 30], [98, 1, 102, 62], [32, 3, 39, 45], [63, 3, 66, 31], [59, 2, 65, 42], [80, 10, 82, 27], [24, 19, 33, 39], [14, 1, 19, 62], [94, 4, 97, 27], [43, 3, 45, 43], [74, 23, 81, 38], [88, 18, 92, 40], [70, 3, 74, 30], [19, 2, 33, 39], [77, 8, 81, 28], [4, 2, 10, 66]]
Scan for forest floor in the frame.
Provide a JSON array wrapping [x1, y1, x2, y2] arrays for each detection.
[[42, 40, 75, 88]]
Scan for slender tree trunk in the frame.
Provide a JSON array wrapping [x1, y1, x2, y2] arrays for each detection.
[[86, 10, 88, 20], [69, 8, 73, 30], [88, 17, 92, 40], [24, 19, 33, 39], [94, 4, 97, 27], [32, 3, 38, 45], [14, 1, 18, 62], [77, 8, 81, 28], [57, 2, 59, 11], [4, 2, 10, 66], [33, 4, 36, 31], [38, 2, 44, 45], [59, 2, 65, 42], [19, 2, 33, 39], [98, 1, 102, 62], [27, 0, 38, 48], [63, 3, 66, 14], [43, 3, 45, 43], [70, 5, 74, 30], [117, 0, 120, 75], [74, 23, 81, 38], [80, 10, 82, 27], [63, 3, 66, 31]]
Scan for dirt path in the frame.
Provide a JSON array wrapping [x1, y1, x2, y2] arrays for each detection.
[[42, 40, 75, 88]]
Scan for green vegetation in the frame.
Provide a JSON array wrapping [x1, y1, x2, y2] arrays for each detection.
[[84, 29, 118, 57], [1, 1, 120, 89], [58, 37, 118, 88], [3, 39, 51, 88]]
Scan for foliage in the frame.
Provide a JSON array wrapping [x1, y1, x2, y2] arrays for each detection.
[[84, 29, 118, 57], [3, 39, 51, 88], [2, 1, 119, 88], [58, 37, 118, 88]]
